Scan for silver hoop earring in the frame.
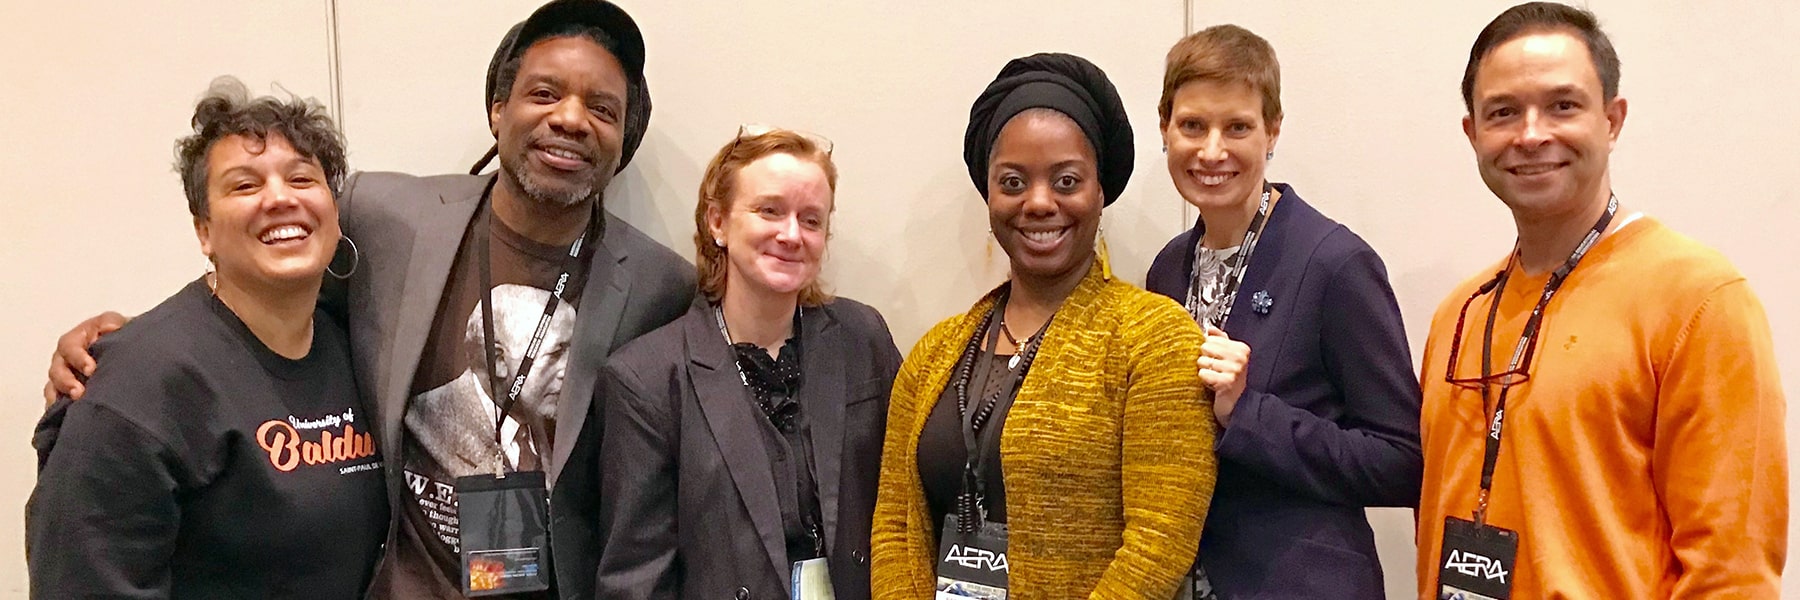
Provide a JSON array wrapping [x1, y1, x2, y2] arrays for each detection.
[[327, 234, 360, 279]]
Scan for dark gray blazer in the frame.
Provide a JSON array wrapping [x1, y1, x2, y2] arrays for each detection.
[[329, 171, 695, 600], [596, 299, 901, 600], [1145, 184, 1422, 599]]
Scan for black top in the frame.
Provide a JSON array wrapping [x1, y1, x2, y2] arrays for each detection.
[[29, 278, 388, 599], [918, 351, 1018, 534], [730, 334, 827, 564]]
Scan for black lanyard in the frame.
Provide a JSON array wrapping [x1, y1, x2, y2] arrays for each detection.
[[713, 304, 826, 559], [476, 194, 601, 475], [1185, 182, 1274, 328], [1471, 194, 1616, 523], [952, 293, 1050, 533]]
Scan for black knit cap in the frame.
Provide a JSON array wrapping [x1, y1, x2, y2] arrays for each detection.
[[469, 0, 652, 175], [963, 52, 1134, 206]]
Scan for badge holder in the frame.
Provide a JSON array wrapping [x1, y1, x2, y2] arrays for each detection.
[[453, 200, 595, 596], [1438, 514, 1516, 600], [1433, 196, 1617, 600], [935, 512, 1008, 599], [932, 298, 1040, 600], [790, 556, 835, 600], [456, 470, 552, 596], [788, 518, 832, 600]]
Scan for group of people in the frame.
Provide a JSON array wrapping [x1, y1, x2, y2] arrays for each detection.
[[25, 0, 1786, 599]]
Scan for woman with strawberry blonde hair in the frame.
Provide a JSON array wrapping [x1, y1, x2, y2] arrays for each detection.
[[597, 127, 901, 599]]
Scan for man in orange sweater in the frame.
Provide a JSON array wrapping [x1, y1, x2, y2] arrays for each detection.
[[1417, 3, 1788, 599]]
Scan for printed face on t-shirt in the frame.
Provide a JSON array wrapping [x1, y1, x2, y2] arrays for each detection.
[[407, 283, 576, 476]]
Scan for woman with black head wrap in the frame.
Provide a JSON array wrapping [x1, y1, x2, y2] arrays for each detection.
[[870, 53, 1217, 598]]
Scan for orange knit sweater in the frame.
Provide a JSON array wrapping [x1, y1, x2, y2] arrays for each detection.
[[1417, 218, 1787, 598]]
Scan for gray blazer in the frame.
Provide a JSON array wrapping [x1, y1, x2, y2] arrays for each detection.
[[328, 171, 695, 600], [596, 299, 901, 600]]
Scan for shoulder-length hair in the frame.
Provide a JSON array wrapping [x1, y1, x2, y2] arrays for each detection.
[[693, 129, 838, 305]]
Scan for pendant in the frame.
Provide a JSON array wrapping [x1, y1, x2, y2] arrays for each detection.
[[1008, 354, 1022, 369]]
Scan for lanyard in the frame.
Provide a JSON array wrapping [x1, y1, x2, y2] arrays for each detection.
[[953, 293, 1050, 533], [1471, 194, 1616, 523], [713, 304, 826, 559], [477, 194, 601, 476], [1185, 182, 1274, 328]]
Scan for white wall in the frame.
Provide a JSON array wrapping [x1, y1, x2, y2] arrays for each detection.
[[332, 1, 1190, 334], [0, 1, 334, 596], [2, 2, 1795, 598]]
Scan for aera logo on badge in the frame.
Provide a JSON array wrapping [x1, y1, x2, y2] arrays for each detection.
[[1444, 549, 1510, 582], [943, 544, 1009, 572]]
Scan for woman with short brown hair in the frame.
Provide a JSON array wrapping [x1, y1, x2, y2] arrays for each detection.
[[1146, 25, 1423, 599]]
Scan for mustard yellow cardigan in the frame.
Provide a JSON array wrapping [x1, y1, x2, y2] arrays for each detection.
[[870, 259, 1217, 598]]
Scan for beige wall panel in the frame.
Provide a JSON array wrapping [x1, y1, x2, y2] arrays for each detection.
[[6, 1, 1795, 598], [0, 1, 334, 596], [333, 1, 1190, 349]]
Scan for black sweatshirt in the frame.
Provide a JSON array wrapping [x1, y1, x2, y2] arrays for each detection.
[[28, 279, 388, 599]]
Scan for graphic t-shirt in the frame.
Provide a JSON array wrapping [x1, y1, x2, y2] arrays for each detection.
[[28, 278, 388, 599], [398, 205, 591, 596]]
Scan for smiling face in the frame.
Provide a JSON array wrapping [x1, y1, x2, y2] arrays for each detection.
[[490, 35, 629, 208], [986, 110, 1103, 286], [1463, 30, 1626, 222], [1162, 79, 1280, 213], [706, 152, 834, 302], [194, 133, 341, 293]]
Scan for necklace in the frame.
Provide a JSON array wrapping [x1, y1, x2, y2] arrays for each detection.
[[995, 312, 1044, 369], [1185, 182, 1273, 327], [998, 318, 1031, 361]]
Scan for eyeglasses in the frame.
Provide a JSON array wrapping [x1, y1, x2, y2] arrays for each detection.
[[730, 123, 834, 157], [1442, 270, 1535, 391]]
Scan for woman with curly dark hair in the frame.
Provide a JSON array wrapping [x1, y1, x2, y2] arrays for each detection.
[[27, 77, 386, 599]]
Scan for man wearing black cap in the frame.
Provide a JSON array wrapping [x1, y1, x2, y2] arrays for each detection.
[[346, 1, 692, 598], [42, 1, 692, 598]]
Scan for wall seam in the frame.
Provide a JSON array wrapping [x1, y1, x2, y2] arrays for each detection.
[[325, 0, 346, 137]]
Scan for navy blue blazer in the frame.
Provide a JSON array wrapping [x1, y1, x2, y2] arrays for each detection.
[[1145, 184, 1422, 599]]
